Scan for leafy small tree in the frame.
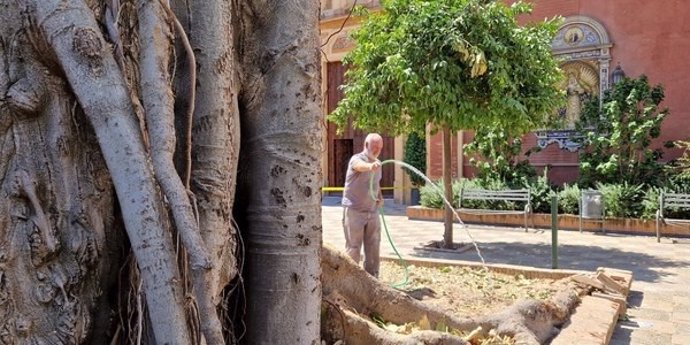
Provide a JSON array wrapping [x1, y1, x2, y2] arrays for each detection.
[[577, 75, 669, 187], [331, 0, 563, 247]]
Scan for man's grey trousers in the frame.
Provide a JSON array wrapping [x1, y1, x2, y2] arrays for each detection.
[[343, 207, 381, 277]]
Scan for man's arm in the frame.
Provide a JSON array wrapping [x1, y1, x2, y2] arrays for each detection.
[[352, 158, 381, 172]]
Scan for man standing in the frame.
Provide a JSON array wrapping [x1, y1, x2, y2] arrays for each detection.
[[342, 133, 384, 277]]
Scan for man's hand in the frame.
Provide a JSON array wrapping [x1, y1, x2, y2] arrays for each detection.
[[376, 198, 384, 208], [369, 161, 382, 171]]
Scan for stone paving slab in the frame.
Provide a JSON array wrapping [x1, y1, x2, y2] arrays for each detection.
[[322, 198, 690, 344]]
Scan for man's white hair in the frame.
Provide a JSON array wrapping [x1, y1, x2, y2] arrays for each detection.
[[364, 133, 383, 147]]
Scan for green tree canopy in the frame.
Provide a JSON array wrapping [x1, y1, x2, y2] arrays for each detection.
[[330, 0, 565, 136]]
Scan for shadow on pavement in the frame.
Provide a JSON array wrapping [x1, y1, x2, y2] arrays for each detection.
[[409, 241, 689, 283], [322, 196, 407, 216]]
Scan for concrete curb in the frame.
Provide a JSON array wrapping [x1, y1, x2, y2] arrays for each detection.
[[380, 255, 588, 280]]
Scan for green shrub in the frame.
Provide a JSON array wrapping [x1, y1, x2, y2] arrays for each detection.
[[653, 176, 690, 219], [475, 177, 519, 210], [577, 76, 669, 188], [456, 179, 491, 209], [673, 140, 690, 179], [420, 181, 444, 209], [421, 178, 521, 210], [465, 125, 539, 190], [525, 171, 555, 214], [665, 174, 690, 194], [420, 179, 461, 209], [641, 187, 661, 220], [420, 176, 690, 221], [596, 182, 644, 218], [558, 184, 580, 215], [403, 132, 427, 187]]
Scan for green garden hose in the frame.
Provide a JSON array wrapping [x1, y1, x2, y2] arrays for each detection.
[[370, 159, 410, 289]]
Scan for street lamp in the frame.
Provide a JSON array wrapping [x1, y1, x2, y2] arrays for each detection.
[[611, 63, 625, 86]]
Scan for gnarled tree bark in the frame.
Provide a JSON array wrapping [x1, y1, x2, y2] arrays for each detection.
[[30, 0, 192, 343], [1, 0, 323, 343], [0, 18, 122, 342]]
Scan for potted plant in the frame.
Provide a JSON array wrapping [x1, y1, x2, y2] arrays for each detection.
[[403, 132, 427, 205]]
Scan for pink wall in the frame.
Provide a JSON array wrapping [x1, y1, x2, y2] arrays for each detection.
[[427, 132, 459, 180], [521, 0, 690, 157], [429, 0, 690, 185]]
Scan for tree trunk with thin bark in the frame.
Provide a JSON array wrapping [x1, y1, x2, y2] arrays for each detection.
[[442, 127, 454, 248]]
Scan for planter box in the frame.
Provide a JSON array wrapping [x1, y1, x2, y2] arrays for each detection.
[[406, 206, 690, 237], [381, 255, 632, 345]]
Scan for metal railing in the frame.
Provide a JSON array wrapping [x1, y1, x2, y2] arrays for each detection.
[[656, 192, 690, 242], [459, 188, 532, 232]]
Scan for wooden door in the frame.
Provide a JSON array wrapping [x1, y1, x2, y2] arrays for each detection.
[[326, 61, 395, 195], [332, 139, 353, 191]]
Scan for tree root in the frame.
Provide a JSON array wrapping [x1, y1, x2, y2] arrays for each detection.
[[321, 243, 588, 345], [138, 1, 225, 344], [32, 0, 192, 343], [138, 0, 211, 271], [158, 0, 196, 189], [322, 305, 470, 345]]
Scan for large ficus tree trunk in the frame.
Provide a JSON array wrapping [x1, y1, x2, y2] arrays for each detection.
[[0, 0, 322, 344], [235, 0, 323, 343]]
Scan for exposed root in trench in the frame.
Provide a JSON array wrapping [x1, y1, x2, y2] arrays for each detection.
[[321, 244, 590, 345]]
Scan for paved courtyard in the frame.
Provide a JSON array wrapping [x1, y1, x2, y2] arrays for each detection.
[[322, 197, 690, 345]]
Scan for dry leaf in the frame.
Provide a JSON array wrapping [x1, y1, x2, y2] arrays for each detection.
[[418, 314, 431, 330]]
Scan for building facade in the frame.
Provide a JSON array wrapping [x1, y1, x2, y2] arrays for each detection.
[[320, 0, 690, 199]]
